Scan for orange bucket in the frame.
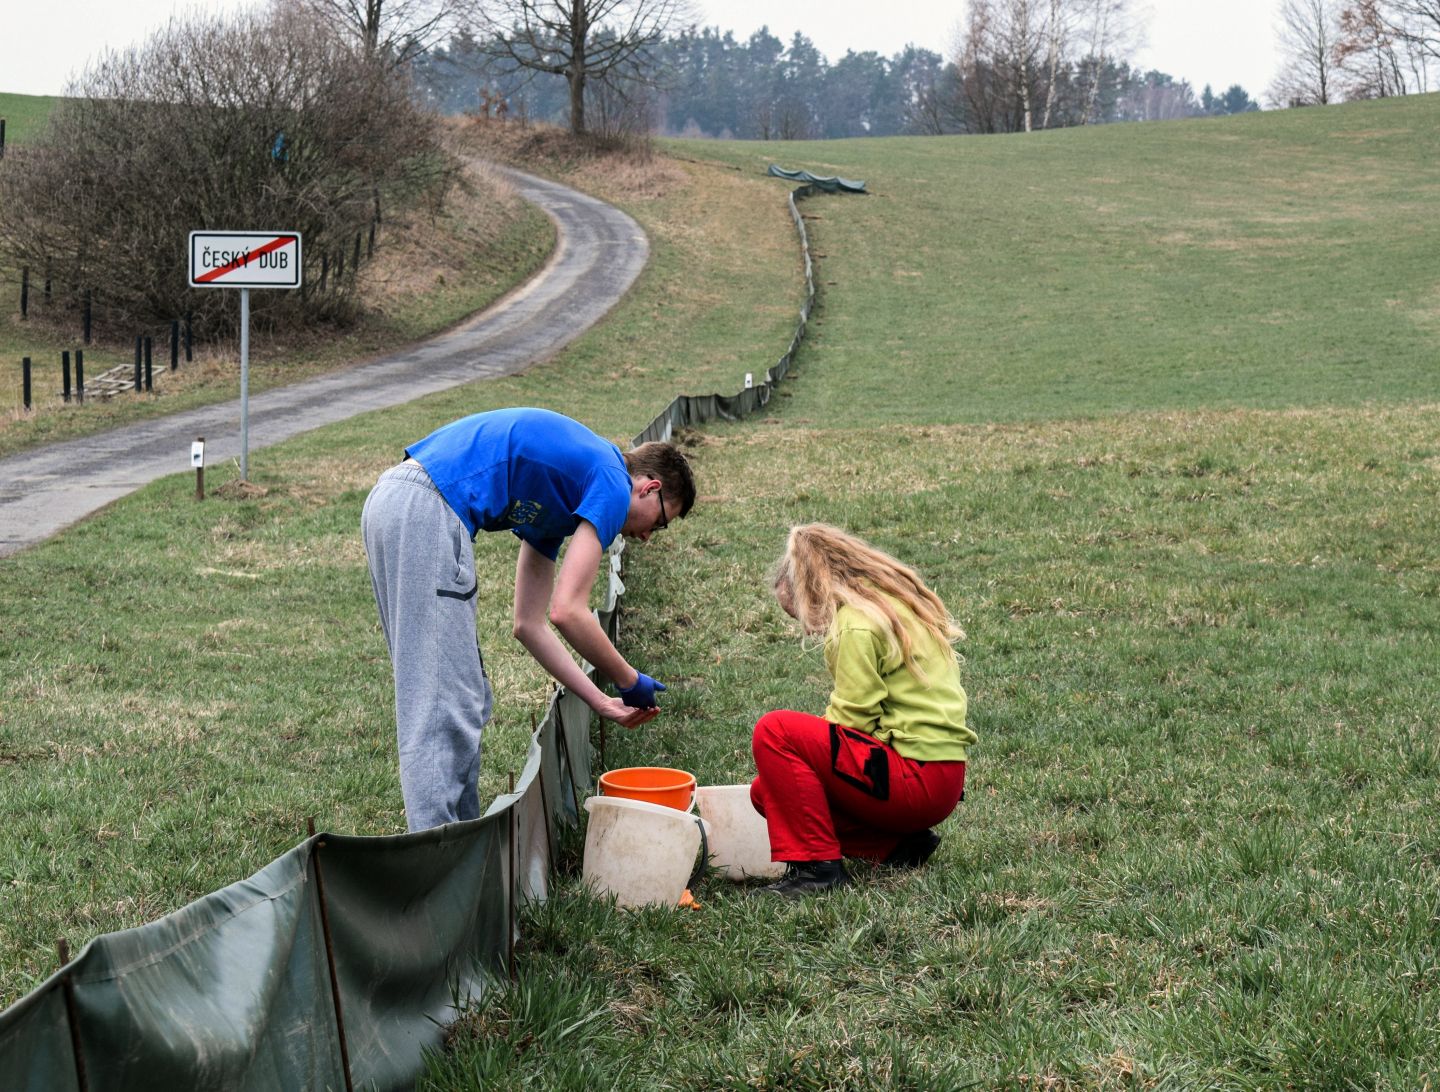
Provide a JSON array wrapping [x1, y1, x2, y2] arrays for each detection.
[[598, 766, 696, 811]]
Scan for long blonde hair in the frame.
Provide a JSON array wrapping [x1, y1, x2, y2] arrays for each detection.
[[773, 523, 963, 679]]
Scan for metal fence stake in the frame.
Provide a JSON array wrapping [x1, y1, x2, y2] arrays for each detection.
[[532, 713, 554, 857], [508, 775, 517, 981], [306, 817, 355, 1092], [56, 939, 90, 1092]]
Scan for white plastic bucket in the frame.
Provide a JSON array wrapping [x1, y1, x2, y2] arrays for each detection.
[[694, 784, 784, 881], [582, 795, 709, 908]]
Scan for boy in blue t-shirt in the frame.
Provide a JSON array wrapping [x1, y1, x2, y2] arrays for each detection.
[[361, 407, 696, 831]]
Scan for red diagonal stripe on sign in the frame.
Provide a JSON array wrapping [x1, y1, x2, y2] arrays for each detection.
[[195, 235, 293, 284]]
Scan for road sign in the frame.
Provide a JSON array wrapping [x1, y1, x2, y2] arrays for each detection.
[[188, 231, 302, 289], [187, 230, 302, 481]]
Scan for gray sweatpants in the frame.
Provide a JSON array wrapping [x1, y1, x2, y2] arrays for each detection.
[[361, 462, 493, 831]]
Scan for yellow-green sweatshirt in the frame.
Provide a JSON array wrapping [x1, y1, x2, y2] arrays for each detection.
[[822, 599, 976, 762]]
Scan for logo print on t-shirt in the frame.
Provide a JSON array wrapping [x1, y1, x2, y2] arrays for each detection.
[[507, 499, 543, 526]]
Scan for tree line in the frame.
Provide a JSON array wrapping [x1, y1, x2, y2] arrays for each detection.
[[411, 22, 1261, 139]]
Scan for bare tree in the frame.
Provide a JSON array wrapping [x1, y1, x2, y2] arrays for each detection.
[[289, 0, 473, 66], [0, 5, 449, 335], [1376, 0, 1440, 61], [953, 0, 1045, 132], [955, 0, 1096, 132], [1270, 0, 1340, 105], [1357, 0, 1440, 89], [477, 0, 693, 136], [1038, 0, 1070, 129], [1075, 0, 1143, 122], [1335, 0, 1412, 95]]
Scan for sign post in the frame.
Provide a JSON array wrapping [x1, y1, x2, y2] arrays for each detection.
[[188, 231, 302, 481]]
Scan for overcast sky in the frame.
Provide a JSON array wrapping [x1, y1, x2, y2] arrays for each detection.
[[5, 0, 1285, 103]]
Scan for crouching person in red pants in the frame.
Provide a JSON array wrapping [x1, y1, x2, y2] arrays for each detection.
[[751, 523, 976, 897]]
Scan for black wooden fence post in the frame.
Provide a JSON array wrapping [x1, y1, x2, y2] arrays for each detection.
[[62, 351, 71, 403], [144, 337, 153, 392], [170, 320, 179, 370], [76, 349, 84, 404], [0, 118, 6, 160], [22, 357, 31, 410], [133, 336, 142, 392]]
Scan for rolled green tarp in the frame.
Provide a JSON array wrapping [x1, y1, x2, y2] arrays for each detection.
[[767, 165, 867, 193]]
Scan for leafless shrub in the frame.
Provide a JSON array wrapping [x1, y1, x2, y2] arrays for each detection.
[[0, 4, 454, 339]]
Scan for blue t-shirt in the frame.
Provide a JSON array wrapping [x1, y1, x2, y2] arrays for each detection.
[[407, 408, 632, 560]]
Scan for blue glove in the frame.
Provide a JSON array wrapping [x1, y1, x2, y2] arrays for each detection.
[[619, 672, 666, 708]]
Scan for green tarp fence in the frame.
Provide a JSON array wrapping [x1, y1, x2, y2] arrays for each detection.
[[0, 172, 847, 1091], [766, 164, 867, 194]]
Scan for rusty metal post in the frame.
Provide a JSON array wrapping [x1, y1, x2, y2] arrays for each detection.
[[306, 817, 355, 1092], [56, 939, 90, 1092]]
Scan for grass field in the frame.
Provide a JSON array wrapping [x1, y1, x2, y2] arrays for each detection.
[[4, 94, 1439, 1086], [0, 92, 60, 146]]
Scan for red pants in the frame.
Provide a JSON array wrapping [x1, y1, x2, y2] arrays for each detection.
[[750, 710, 967, 863]]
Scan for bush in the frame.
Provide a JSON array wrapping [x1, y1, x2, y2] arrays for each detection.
[[0, 5, 455, 339]]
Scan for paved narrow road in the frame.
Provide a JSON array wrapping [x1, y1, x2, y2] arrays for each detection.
[[0, 168, 648, 558]]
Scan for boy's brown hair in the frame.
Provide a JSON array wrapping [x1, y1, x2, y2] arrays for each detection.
[[624, 442, 696, 518]]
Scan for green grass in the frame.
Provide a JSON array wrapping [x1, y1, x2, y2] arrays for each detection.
[[3, 98, 1439, 1086], [426, 406, 1440, 1088], [0, 137, 800, 1005], [0, 92, 61, 145], [666, 93, 1440, 426]]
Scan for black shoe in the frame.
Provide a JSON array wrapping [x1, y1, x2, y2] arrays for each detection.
[[756, 859, 851, 897], [883, 829, 941, 869]]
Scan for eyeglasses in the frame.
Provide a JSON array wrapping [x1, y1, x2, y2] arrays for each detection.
[[654, 486, 669, 531]]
